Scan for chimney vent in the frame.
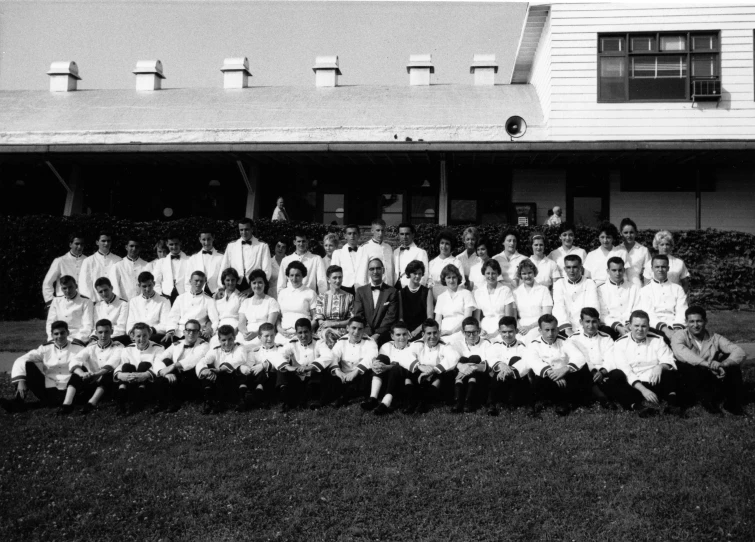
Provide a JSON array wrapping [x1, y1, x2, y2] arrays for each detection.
[[406, 54, 434, 86], [221, 57, 252, 89], [133, 60, 165, 91], [48, 61, 81, 92], [470, 54, 498, 86], [312, 56, 341, 87]]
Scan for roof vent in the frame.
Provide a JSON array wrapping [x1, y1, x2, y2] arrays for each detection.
[[313, 56, 341, 87], [470, 54, 498, 86], [407, 54, 434, 86], [48, 61, 81, 92], [221, 57, 252, 89], [133, 60, 165, 91]]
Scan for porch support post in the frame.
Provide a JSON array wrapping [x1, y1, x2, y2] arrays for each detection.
[[46, 161, 83, 216], [695, 169, 702, 230], [439, 154, 449, 225], [236, 160, 260, 219]]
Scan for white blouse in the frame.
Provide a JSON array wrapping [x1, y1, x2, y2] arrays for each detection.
[[530, 255, 561, 288], [215, 290, 244, 328], [643, 254, 690, 286], [428, 255, 465, 299], [622, 243, 651, 288], [239, 294, 281, 333], [277, 285, 317, 332], [269, 258, 283, 300], [492, 251, 527, 287], [473, 284, 515, 336], [513, 283, 553, 327], [584, 247, 628, 287], [435, 288, 476, 334], [547, 246, 588, 277]]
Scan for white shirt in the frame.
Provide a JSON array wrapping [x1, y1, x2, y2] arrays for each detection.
[[584, 246, 628, 288], [250, 343, 288, 370], [492, 251, 527, 288], [78, 251, 122, 299], [411, 340, 460, 373], [598, 280, 639, 329], [524, 336, 586, 377], [42, 252, 85, 303], [272, 206, 288, 221], [115, 342, 166, 380], [215, 290, 245, 328], [330, 337, 379, 373], [218, 237, 272, 289], [643, 255, 690, 286], [168, 291, 219, 335], [379, 341, 418, 371], [153, 253, 190, 297], [278, 285, 317, 332], [47, 293, 94, 341], [611, 333, 676, 386], [239, 295, 280, 335], [548, 246, 588, 277], [456, 250, 480, 278], [468, 260, 504, 292], [435, 288, 477, 335], [489, 340, 529, 375], [513, 283, 553, 327], [622, 243, 651, 288], [127, 292, 171, 334], [108, 256, 149, 301], [530, 254, 561, 288], [552, 276, 599, 331], [331, 245, 359, 289], [155, 339, 210, 373], [196, 344, 247, 375], [393, 243, 430, 288], [281, 338, 333, 373], [355, 240, 395, 288], [269, 258, 282, 300], [92, 295, 129, 337], [185, 249, 224, 295], [71, 340, 124, 372], [428, 255, 465, 299], [474, 284, 514, 336], [567, 330, 615, 372], [277, 251, 327, 295], [453, 338, 498, 369], [12, 340, 84, 390], [639, 279, 688, 329]]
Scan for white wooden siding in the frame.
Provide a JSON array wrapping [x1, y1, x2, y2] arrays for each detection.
[[511, 168, 566, 226], [534, 3, 755, 141], [701, 169, 755, 233]]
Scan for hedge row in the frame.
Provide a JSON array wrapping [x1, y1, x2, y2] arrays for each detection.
[[1, 215, 753, 319]]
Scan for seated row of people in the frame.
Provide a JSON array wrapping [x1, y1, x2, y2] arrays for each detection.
[[4, 303, 746, 418]]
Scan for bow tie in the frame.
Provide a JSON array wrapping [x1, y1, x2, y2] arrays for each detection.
[[202, 250, 213, 255], [170, 255, 180, 260], [400, 246, 410, 251], [184, 343, 196, 348], [348, 247, 357, 253], [241, 240, 252, 246], [371, 285, 382, 291]]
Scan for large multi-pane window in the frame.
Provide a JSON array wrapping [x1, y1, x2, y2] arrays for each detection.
[[598, 32, 719, 102]]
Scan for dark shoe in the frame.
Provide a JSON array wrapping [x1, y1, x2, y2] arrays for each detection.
[[211, 402, 225, 414], [402, 401, 418, 415], [555, 403, 571, 417], [309, 400, 323, 411], [333, 395, 347, 409], [635, 401, 659, 418], [463, 402, 476, 413], [664, 403, 685, 417], [202, 401, 213, 415], [80, 402, 97, 416], [235, 399, 248, 412], [166, 401, 181, 414], [374, 403, 393, 416], [360, 397, 378, 411], [280, 403, 292, 413], [417, 401, 430, 414], [487, 405, 500, 417], [249, 388, 264, 408], [701, 400, 723, 415], [598, 398, 618, 411], [451, 403, 464, 414], [56, 404, 74, 416], [723, 401, 745, 416], [152, 402, 168, 414], [1, 397, 24, 414]]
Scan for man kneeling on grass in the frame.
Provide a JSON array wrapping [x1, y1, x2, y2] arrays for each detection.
[[363, 320, 418, 415], [59, 318, 124, 416], [113, 322, 166, 416], [603, 310, 682, 417], [195, 325, 247, 414], [2, 321, 85, 413], [330, 317, 378, 409], [277, 319, 334, 412]]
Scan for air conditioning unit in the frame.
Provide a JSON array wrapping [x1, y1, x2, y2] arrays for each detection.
[[692, 79, 721, 101]]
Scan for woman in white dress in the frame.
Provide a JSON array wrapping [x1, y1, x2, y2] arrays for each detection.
[[547, 223, 588, 277], [643, 230, 691, 292], [513, 259, 553, 344], [529, 233, 561, 289], [619, 217, 651, 288], [467, 237, 496, 291], [268, 238, 288, 301], [277, 260, 317, 343], [215, 268, 245, 329], [584, 222, 627, 287], [473, 259, 515, 343], [492, 229, 526, 289], [428, 230, 465, 299], [434, 264, 476, 344], [237, 269, 280, 348], [322, 233, 339, 270]]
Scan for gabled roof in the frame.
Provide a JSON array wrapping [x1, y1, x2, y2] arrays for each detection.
[[0, 85, 545, 146], [510, 3, 550, 84]]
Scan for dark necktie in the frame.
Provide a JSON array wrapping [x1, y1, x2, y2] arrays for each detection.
[[400, 246, 410, 251], [202, 250, 213, 255], [241, 240, 252, 246], [348, 247, 357, 253], [171, 255, 180, 260], [371, 285, 382, 291]]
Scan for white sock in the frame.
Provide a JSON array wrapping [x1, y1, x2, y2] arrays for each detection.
[[370, 376, 382, 399], [382, 393, 393, 407]]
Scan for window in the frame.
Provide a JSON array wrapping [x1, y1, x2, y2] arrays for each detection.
[[598, 32, 719, 102], [322, 193, 345, 225]]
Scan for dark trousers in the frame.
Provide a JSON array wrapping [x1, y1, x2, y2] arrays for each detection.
[[201, 369, 259, 403], [276, 370, 331, 406], [529, 365, 592, 405], [67, 369, 114, 401], [677, 362, 744, 407], [116, 362, 158, 404], [331, 371, 371, 401], [454, 358, 492, 408], [18, 362, 65, 406], [487, 373, 532, 407], [602, 369, 679, 410]]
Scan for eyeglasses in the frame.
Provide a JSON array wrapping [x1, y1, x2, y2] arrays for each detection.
[[368, 267, 383, 272], [185, 328, 201, 333], [463, 330, 480, 335]]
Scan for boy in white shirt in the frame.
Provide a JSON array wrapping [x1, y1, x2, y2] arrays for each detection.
[[331, 224, 360, 295], [196, 325, 247, 414], [153, 232, 190, 304], [42, 232, 86, 307], [597, 257, 639, 340], [355, 219, 395, 288], [114, 322, 165, 415], [245, 323, 287, 410], [329, 317, 379, 407], [393, 223, 429, 289], [485, 317, 531, 416], [127, 271, 171, 344], [451, 317, 497, 413], [406, 318, 460, 414], [78, 231, 122, 300], [552, 254, 599, 337], [164, 271, 218, 344], [185, 230, 224, 297], [46, 275, 94, 346], [92, 277, 129, 344], [639, 254, 688, 341], [109, 237, 148, 302], [361, 321, 415, 416], [566, 308, 618, 409]]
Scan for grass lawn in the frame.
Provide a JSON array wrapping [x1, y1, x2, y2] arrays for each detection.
[[2, 372, 755, 541], [2, 311, 755, 353]]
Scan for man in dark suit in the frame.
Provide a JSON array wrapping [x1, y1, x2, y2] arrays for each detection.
[[353, 258, 399, 347]]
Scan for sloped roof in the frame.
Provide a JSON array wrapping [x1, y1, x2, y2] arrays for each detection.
[[0, 85, 545, 146], [510, 4, 550, 84]]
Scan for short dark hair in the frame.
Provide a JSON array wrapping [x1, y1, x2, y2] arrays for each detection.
[[166, 232, 181, 242], [295, 318, 312, 331], [286, 260, 308, 278], [481, 259, 502, 276], [498, 316, 517, 329], [184, 319, 201, 330], [461, 316, 480, 330], [421, 318, 439, 331], [131, 322, 151, 334], [559, 222, 576, 236], [97, 231, 113, 240], [50, 320, 69, 333], [344, 224, 361, 234], [94, 277, 112, 289], [630, 310, 650, 323], [440, 264, 462, 286], [500, 229, 519, 245], [326, 265, 343, 279], [404, 259, 425, 277], [475, 236, 493, 253], [598, 222, 620, 240], [652, 254, 670, 265], [580, 307, 600, 320], [258, 322, 275, 334], [348, 316, 367, 327], [538, 314, 558, 327], [564, 254, 583, 266], [249, 269, 270, 291], [95, 319, 113, 330], [217, 325, 235, 337], [293, 229, 309, 240], [685, 305, 707, 320], [59, 275, 77, 287], [220, 267, 240, 283], [190, 271, 206, 281], [138, 271, 155, 284], [238, 218, 253, 227], [397, 223, 416, 234], [391, 320, 409, 332], [607, 256, 625, 269], [619, 218, 638, 232], [198, 230, 214, 238], [435, 229, 456, 250], [371, 219, 387, 228], [68, 232, 85, 243]]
